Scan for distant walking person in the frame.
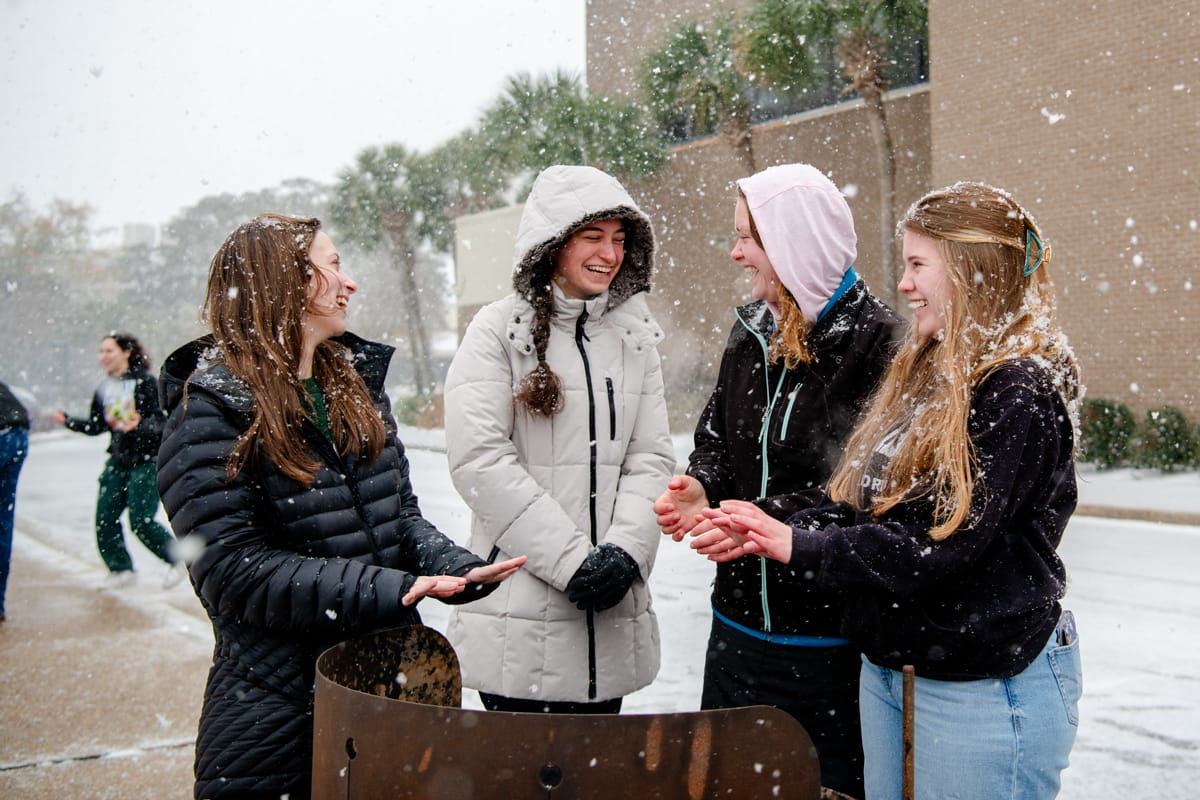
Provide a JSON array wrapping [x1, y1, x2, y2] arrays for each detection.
[[0, 381, 31, 622], [51, 333, 182, 589]]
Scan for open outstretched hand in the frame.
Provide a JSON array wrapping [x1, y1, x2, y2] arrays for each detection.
[[465, 555, 527, 585], [402, 556, 527, 606], [653, 475, 709, 541]]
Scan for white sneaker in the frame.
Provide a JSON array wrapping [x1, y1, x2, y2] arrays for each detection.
[[161, 562, 187, 589], [98, 571, 137, 591]]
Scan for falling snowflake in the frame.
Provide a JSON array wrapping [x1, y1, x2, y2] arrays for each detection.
[[1040, 107, 1066, 124]]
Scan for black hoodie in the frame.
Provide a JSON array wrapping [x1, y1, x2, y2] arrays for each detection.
[[787, 360, 1077, 680]]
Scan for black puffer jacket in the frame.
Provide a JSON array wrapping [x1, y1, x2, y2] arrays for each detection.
[[157, 333, 491, 800], [63, 369, 164, 469], [687, 281, 902, 637]]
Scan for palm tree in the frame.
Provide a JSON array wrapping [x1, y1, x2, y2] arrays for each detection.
[[742, 0, 928, 306], [639, 15, 756, 172], [330, 145, 436, 394], [478, 70, 664, 194]]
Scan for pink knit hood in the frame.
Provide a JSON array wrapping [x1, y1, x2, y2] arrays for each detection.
[[736, 164, 857, 325]]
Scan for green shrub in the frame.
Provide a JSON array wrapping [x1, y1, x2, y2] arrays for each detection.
[[1133, 405, 1196, 472], [1079, 398, 1136, 469]]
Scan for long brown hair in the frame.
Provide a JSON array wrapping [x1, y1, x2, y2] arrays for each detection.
[[203, 213, 384, 485], [826, 182, 1079, 540], [513, 254, 564, 416], [768, 284, 811, 369]]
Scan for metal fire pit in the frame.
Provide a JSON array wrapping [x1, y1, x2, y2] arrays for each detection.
[[313, 625, 822, 799]]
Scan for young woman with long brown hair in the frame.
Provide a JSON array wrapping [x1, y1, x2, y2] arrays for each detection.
[[696, 182, 1082, 799], [156, 213, 523, 800]]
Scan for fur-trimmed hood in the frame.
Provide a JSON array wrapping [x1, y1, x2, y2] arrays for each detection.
[[511, 165, 655, 309]]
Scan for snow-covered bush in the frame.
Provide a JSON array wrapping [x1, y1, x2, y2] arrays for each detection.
[[1079, 398, 1136, 470], [1134, 405, 1197, 472]]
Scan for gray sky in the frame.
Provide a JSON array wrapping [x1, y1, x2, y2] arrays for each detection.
[[1, 0, 586, 235]]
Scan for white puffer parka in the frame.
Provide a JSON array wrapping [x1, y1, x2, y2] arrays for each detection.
[[445, 166, 674, 702]]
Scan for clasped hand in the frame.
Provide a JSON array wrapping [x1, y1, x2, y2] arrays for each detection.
[[401, 555, 527, 606], [654, 477, 794, 564], [566, 543, 640, 612], [691, 500, 794, 564]]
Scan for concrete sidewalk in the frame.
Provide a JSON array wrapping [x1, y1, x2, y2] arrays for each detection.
[[0, 531, 211, 800]]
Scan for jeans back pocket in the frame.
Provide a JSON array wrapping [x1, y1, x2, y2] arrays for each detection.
[[1048, 634, 1082, 727]]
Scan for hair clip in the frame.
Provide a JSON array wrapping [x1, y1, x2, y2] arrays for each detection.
[[1023, 228, 1050, 275]]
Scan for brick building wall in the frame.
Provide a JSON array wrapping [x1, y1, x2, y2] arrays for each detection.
[[570, 0, 1200, 425], [586, 0, 750, 103], [584, 0, 931, 430], [928, 0, 1199, 416], [624, 90, 931, 430]]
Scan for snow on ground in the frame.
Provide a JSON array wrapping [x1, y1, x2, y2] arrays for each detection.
[[13, 429, 1200, 798]]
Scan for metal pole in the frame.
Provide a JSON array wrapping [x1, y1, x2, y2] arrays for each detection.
[[902, 665, 915, 800]]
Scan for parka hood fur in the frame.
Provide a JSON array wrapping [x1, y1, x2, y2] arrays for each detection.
[[737, 163, 857, 324], [512, 165, 655, 309]]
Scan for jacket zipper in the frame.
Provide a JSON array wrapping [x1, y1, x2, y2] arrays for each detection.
[[605, 377, 616, 440], [780, 383, 802, 440], [737, 308, 784, 636], [575, 311, 600, 700]]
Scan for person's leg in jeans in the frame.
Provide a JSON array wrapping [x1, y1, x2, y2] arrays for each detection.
[[859, 633, 1081, 799], [95, 460, 134, 573], [0, 427, 29, 618], [126, 460, 176, 565], [858, 656, 903, 799]]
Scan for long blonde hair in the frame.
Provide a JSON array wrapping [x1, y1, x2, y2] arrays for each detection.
[[203, 213, 385, 486], [826, 182, 1079, 540]]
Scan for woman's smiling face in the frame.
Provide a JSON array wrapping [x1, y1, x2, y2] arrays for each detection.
[[301, 230, 357, 344], [98, 337, 129, 375], [731, 196, 779, 304], [553, 218, 626, 299], [899, 230, 954, 339]]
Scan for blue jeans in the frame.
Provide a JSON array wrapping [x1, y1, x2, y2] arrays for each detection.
[[0, 427, 29, 616], [860, 630, 1081, 799]]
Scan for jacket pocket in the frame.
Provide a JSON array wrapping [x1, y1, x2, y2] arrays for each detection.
[[606, 377, 617, 441]]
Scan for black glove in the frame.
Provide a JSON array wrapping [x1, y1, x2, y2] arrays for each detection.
[[566, 543, 640, 612]]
